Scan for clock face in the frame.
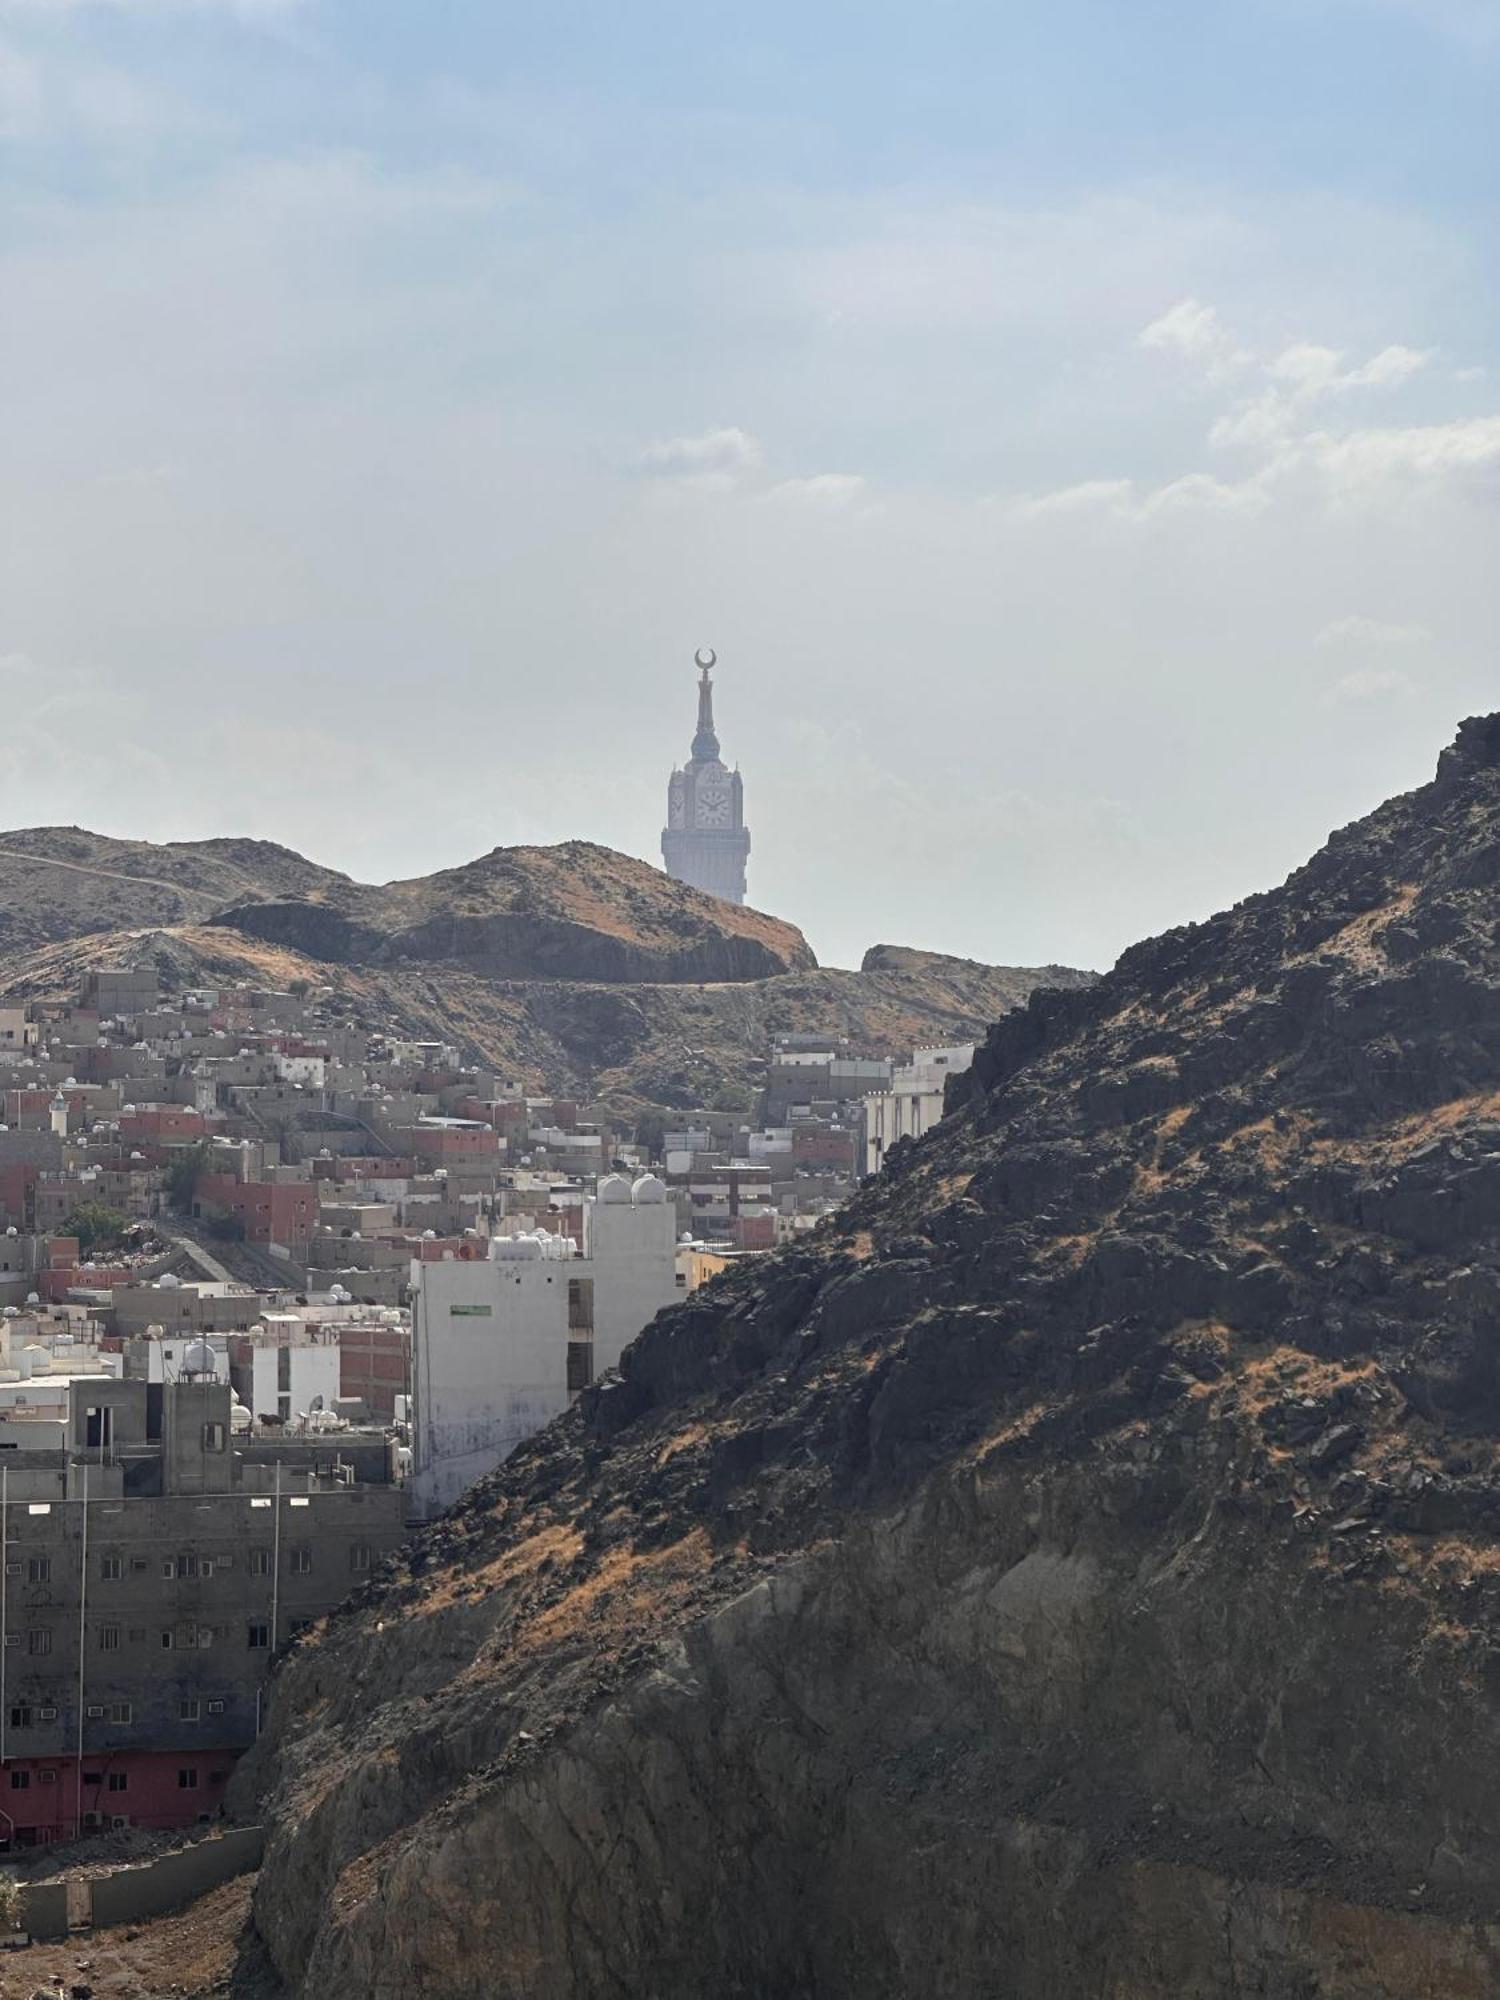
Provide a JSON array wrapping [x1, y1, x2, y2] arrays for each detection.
[[696, 786, 731, 829]]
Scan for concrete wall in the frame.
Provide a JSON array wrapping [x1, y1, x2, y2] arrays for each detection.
[[22, 1823, 264, 1937], [90, 1822, 264, 1927]]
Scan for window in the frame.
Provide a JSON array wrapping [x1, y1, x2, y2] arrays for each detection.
[[98, 1624, 120, 1652], [196, 1627, 214, 1651], [177, 1768, 198, 1790], [130, 1556, 148, 1574], [247, 1621, 269, 1650], [26, 1556, 49, 1583], [176, 1553, 199, 1580], [290, 1547, 312, 1575], [276, 1348, 291, 1393], [9, 1704, 30, 1729], [248, 1549, 271, 1576], [82, 1771, 103, 1786], [9, 1771, 28, 1791], [202, 1422, 226, 1452], [160, 1631, 174, 1651], [85, 1706, 104, 1719], [161, 1560, 176, 1580], [38, 1769, 55, 1785], [108, 1702, 132, 1725], [36, 1706, 56, 1723], [178, 1699, 200, 1723], [207, 1699, 225, 1715], [100, 1555, 123, 1582], [349, 1544, 371, 1573], [84, 1405, 113, 1450], [27, 1629, 50, 1656], [107, 1772, 128, 1793]]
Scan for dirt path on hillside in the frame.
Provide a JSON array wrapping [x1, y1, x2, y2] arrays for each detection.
[[0, 848, 196, 910], [0, 1874, 279, 1998]]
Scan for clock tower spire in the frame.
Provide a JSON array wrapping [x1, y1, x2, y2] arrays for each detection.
[[662, 648, 751, 905]]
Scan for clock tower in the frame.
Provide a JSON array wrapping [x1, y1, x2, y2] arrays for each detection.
[[662, 649, 750, 905]]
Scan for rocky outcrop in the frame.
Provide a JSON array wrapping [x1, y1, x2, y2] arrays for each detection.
[[230, 714, 1500, 1996], [208, 840, 817, 984], [0, 827, 817, 984]]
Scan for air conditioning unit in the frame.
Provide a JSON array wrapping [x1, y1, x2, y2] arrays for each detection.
[[81, 1811, 103, 1830], [36, 1706, 57, 1721], [110, 1815, 129, 1831]]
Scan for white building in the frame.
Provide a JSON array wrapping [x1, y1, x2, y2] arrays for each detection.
[[863, 1044, 976, 1177], [232, 1318, 343, 1423], [408, 1174, 678, 1517]]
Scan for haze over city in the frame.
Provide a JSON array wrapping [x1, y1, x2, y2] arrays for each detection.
[[2, 0, 1497, 969]]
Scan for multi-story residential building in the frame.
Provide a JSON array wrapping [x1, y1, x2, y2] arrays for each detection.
[[861, 1044, 975, 1176], [0, 1373, 405, 1850], [408, 1175, 677, 1516]]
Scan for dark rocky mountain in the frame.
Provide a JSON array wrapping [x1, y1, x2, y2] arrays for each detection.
[[232, 715, 1500, 1995]]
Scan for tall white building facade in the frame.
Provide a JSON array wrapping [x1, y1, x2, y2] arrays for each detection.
[[408, 1175, 679, 1516], [863, 1045, 976, 1177], [661, 649, 751, 905]]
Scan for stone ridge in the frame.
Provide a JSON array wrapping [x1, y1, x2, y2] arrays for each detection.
[[237, 714, 1500, 1997], [0, 825, 816, 985], [212, 838, 817, 983]]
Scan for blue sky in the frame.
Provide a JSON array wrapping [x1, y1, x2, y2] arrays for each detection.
[[1, 0, 1497, 970]]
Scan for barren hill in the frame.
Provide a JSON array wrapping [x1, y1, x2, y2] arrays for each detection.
[[0, 829, 811, 983], [0, 832, 1086, 1122], [237, 715, 1500, 1996]]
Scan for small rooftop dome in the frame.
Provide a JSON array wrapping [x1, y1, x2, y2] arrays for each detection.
[[156, 1272, 182, 1290]]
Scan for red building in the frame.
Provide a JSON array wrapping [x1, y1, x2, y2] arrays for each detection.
[[195, 1177, 319, 1249], [400, 1124, 499, 1168], [0, 1749, 238, 1846], [118, 1107, 207, 1148], [337, 1319, 411, 1418]]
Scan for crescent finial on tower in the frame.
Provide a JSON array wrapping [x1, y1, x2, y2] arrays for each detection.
[[694, 647, 717, 672]]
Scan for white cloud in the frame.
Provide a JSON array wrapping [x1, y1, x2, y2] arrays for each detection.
[[1315, 614, 1433, 649], [764, 473, 868, 509], [633, 426, 763, 489], [1324, 666, 1419, 707], [1139, 298, 1251, 381]]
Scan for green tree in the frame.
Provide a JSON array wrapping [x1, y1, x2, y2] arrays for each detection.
[[61, 1201, 131, 1257], [165, 1138, 213, 1211]]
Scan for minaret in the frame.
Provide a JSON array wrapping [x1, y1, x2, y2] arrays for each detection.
[[662, 649, 751, 905]]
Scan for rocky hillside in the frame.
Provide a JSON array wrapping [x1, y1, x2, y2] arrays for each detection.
[[233, 715, 1500, 1997], [0, 829, 812, 983], [0, 912, 1083, 1127]]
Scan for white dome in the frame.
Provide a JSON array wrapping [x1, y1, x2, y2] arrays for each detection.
[[598, 1174, 633, 1205], [632, 1174, 668, 1205]]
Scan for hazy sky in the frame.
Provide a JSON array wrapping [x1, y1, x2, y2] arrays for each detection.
[[1, 1, 1497, 972]]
